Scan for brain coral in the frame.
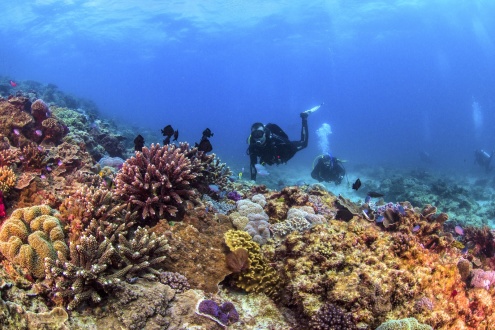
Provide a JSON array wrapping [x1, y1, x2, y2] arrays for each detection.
[[114, 143, 201, 221], [0, 205, 68, 278], [0, 165, 16, 194], [224, 230, 279, 297]]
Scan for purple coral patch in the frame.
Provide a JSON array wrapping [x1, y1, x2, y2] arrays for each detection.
[[227, 190, 242, 201], [198, 299, 220, 318], [196, 299, 239, 326]]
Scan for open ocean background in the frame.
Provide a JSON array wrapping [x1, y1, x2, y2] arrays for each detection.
[[1, 0, 495, 178]]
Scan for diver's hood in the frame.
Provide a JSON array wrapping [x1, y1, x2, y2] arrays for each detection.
[[252, 126, 267, 145]]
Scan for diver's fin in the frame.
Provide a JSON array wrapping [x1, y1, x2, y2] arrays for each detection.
[[303, 102, 324, 114]]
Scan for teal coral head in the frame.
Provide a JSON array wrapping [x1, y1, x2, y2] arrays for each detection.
[[376, 317, 433, 330]]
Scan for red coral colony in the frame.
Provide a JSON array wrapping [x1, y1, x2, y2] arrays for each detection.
[[1, 81, 495, 330]]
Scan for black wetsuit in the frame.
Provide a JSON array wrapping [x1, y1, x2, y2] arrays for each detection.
[[248, 116, 308, 181], [311, 156, 345, 185]]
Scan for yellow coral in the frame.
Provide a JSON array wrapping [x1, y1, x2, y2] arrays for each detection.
[[0, 165, 16, 194], [0, 205, 68, 278], [224, 230, 280, 297]]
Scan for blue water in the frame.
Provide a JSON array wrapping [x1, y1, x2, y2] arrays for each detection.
[[1, 1, 495, 174]]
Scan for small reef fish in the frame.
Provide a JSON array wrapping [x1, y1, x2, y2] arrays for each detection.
[[196, 139, 212, 153], [161, 124, 178, 145], [13, 128, 20, 135], [367, 191, 384, 198], [455, 225, 464, 235], [35, 129, 42, 136], [376, 215, 384, 223], [202, 128, 214, 138], [254, 164, 270, 176], [208, 184, 220, 193], [352, 178, 361, 190], [9, 80, 17, 87], [412, 225, 420, 232], [397, 205, 406, 216], [57, 159, 63, 166], [134, 134, 144, 152]]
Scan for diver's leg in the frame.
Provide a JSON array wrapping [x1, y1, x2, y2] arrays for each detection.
[[297, 116, 308, 150]]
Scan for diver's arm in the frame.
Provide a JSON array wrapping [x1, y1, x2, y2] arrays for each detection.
[[250, 152, 258, 181]]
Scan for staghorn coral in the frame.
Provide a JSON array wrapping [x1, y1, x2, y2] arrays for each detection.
[[0, 205, 68, 278], [45, 234, 122, 310], [224, 230, 280, 297], [45, 199, 170, 310], [114, 143, 200, 221], [0, 165, 16, 194]]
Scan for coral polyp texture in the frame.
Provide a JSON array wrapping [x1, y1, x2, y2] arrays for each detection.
[[224, 229, 280, 297], [0, 165, 16, 194], [0, 205, 68, 278], [114, 143, 201, 221]]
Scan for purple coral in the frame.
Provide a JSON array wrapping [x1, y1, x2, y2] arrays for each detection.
[[196, 299, 239, 327], [309, 303, 357, 330], [159, 271, 190, 293], [227, 190, 242, 201]]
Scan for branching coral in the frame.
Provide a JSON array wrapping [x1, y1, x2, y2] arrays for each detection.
[[0, 148, 21, 167], [0, 205, 68, 278], [45, 195, 170, 310], [114, 143, 200, 221], [0, 165, 16, 194]]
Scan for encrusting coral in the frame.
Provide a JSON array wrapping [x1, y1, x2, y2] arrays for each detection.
[[0, 205, 68, 278], [224, 230, 280, 297]]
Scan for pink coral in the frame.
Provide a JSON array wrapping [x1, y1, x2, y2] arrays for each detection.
[[470, 268, 495, 289], [114, 143, 200, 220]]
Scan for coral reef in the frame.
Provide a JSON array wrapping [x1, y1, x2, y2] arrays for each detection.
[[114, 143, 200, 221], [224, 230, 280, 297], [376, 317, 432, 330], [0, 165, 16, 194], [196, 299, 240, 327], [309, 302, 357, 330], [0, 205, 68, 278]]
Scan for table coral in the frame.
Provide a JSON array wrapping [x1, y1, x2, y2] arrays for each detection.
[[224, 230, 280, 297], [0, 205, 68, 278]]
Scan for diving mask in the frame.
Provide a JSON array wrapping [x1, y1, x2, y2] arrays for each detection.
[[252, 128, 266, 145]]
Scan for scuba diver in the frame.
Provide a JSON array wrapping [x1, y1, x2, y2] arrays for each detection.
[[311, 154, 346, 185], [474, 149, 493, 172], [247, 103, 323, 181]]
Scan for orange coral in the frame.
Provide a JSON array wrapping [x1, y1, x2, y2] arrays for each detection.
[[0, 165, 16, 194]]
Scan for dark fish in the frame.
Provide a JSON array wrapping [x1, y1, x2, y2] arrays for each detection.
[[161, 124, 175, 137], [352, 178, 361, 190], [134, 134, 144, 152], [397, 205, 406, 216], [163, 136, 171, 145], [367, 191, 384, 198], [173, 130, 179, 141], [196, 139, 212, 153], [202, 128, 214, 138]]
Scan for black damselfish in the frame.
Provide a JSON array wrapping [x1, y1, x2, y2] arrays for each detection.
[[352, 178, 361, 190]]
